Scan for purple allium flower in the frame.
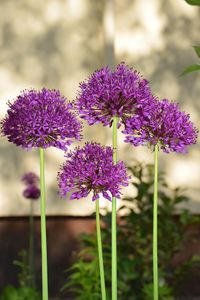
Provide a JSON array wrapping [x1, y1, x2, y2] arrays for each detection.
[[77, 63, 154, 127], [1, 88, 82, 150], [58, 143, 129, 201], [22, 172, 40, 200], [23, 185, 40, 200], [123, 98, 198, 153], [21, 172, 39, 186]]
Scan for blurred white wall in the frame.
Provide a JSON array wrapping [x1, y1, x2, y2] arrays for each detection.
[[0, 0, 200, 216]]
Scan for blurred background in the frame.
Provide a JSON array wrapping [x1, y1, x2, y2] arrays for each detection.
[[0, 0, 200, 299]]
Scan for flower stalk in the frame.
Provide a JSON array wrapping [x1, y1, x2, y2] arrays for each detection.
[[153, 144, 159, 300], [39, 148, 48, 300], [112, 116, 118, 300], [96, 199, 107, 300], [29, 200, 35, 287]]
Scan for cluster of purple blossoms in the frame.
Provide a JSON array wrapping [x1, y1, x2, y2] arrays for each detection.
[[22, 172, 40, 200], [58, 143, 129, 201], [123, 98, 198, 153], [1, 88, 82, 150], [21, 172, 39, 186], [1, 64, 198, 207], [77, 63, 154, 127]]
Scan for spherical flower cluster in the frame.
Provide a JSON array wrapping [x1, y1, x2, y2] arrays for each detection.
[[123, 98, 198, 153], [77, 63, 154, 127], [1, 88, 82, 150], [22, 172, 40, 200], [21, 172, 39, 186], [58, 143, 129, 201], [23, 185, 40, 200]]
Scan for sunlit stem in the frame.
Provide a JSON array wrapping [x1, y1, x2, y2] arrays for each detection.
[[39, 148, 49, 300], [96, 199, 107, 300], [112, 116, 118, 300], [153, 144, 159, 300], [29, 200, 35, 287]]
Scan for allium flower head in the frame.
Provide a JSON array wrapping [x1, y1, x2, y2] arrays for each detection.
[[123, 98, 198, 153], [58, 143, 129, 201], [1, 88, 82, 150], [77, 63, 154, 127], [23, 185, 40, 200], [21, 172, 39, 186], [22, 172, 40, 200]]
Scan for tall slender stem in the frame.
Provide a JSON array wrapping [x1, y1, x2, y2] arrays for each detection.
[[112, 116, 118, 300], [29, 200, 35, 287], [39, 148, 48, 300], [153, 144, 159, 300], [96, 199, 107, 300]]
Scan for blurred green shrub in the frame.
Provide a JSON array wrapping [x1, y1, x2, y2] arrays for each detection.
[[62, 162, 200, 300], [0, 285, 40, 300], [0, 250, 40, 300]]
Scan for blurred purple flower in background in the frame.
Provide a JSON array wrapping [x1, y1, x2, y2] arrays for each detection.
[[58, 142, 129, 201], [1, 88, 82, 150], [77, 63, 154, 127], [23, 185, 40, 200], [22, 172, 40, 200], [123, 98, 198, 153], [21, 172, 39, 186]]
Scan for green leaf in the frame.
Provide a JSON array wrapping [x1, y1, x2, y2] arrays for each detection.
[[194, 46, 200, 58], [0, 285, 18, 300], [180, 64, 200, 76], [184, 0, 200, 5]]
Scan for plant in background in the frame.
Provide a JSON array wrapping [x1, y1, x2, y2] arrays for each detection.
[[21, 172, 40, 288], [181, 45, 200, 75], [22, 172, 40, 200], [184, 0, 200, 7], [58, 142, 129, 300], [123, 98, 198, 300], [0, 250, 40, 300], [14, 250, 34, 289], [182, 0, 200, 73], [62, 161, 199, 300], [77, 63, 155, 300], [1, 88, 82, 300], [61, 234, 102, 300]]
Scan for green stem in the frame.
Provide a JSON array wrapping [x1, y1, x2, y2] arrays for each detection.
[[153, 144, 159, 300], [96, 199, 107, 300], [29, 200, 35, 288], [39, 148, 48, 300], [112, 116, 118, 300]]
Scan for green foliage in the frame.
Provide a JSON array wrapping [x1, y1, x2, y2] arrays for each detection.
[[143, 283, 174, 300], [0, 250, 40, 300], [181, 45, 200, 75], [13, 250, 32, 288], [181, 64, 200, 75], [184, 0, 200, 5], [0, 285, 40, 300], [194, 46, 200, 58], [181, 0, 200, 74], [61, 233, 111, 300], [62, 162, 198, 300]]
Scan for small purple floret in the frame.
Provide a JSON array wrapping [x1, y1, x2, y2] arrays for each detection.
[[77, 63, 154, 127], [1, 88, 82, 150], [58, 142, 129, 201], [123, 98, 198, 153]]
